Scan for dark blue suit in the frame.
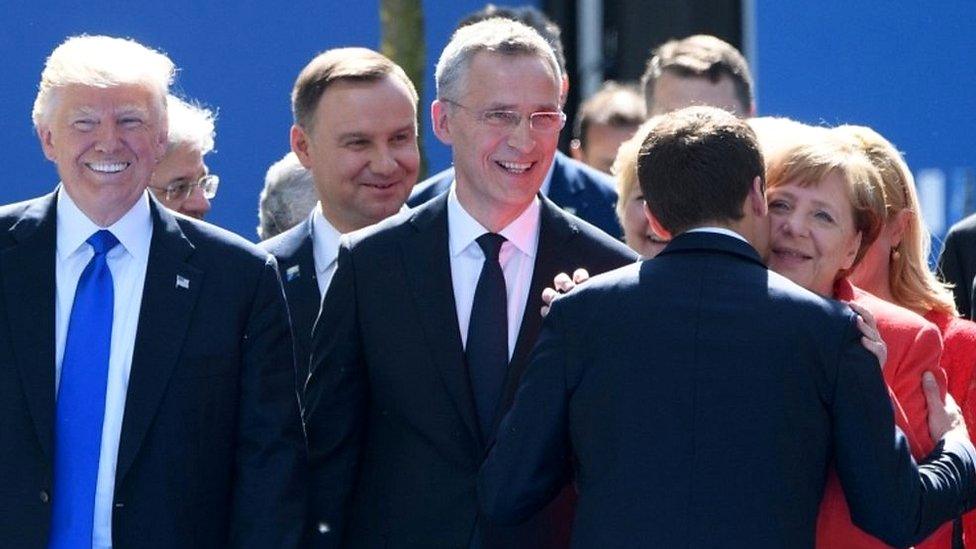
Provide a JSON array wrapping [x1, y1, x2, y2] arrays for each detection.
[[0, 191, 307, 548], [480, 231, 976, 548], [304, 193, 637, 548], [409, 151, 622, 239], [260, 213, 319, 389]]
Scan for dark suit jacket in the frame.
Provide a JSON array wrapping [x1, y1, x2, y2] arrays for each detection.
[[408, 151, 623, 239], [0, 191, 307, 548], [479, 231, 976, 549], [939, 212, 976, 318], [304, 193, 637, 549], [260, 213, 319, 389]]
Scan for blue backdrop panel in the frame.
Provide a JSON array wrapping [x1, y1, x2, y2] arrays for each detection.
[[1, 0, 511, 240], [753, 1, 976, 240]]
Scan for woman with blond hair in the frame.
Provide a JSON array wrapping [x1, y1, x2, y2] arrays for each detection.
[[840, 124, 976, 545]]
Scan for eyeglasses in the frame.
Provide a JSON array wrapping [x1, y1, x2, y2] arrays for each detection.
[[150, 174, 219, 202], [443, 99, 566, 132]]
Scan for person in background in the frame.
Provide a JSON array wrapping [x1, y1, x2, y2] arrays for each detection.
[[409, 3, 623, 238], [609, 115, 669, 258], [259, 47, 420, 394], [840, 123, 976, 547], [257, 151, 318, 240], [147, 94, 218, 219], [640, 34, 755, 117], [568, 81, 645, 174]]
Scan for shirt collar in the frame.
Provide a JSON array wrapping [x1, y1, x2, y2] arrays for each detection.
[[685, 226, 748, 244], [56, 187, 153, 262], [311, 202, 343, 275], [447, 186, 540, 259]]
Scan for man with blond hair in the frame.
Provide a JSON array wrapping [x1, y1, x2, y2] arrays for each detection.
[[0, 35, 306, 547], [304, 18, 635, 549]]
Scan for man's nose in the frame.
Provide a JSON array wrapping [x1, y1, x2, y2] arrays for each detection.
[[180, 185, 212, 220]]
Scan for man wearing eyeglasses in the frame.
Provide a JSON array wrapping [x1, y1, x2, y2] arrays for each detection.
[[147, 95, 218, 219], [304, 18, 636, 549]]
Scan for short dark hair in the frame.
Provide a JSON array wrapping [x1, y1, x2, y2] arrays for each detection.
[[637, 106, 764, 235], [573, 81, 645, 150], [291, 47, 418, 131], [458, 4, 566, 73], [641, 35, 753, 115]]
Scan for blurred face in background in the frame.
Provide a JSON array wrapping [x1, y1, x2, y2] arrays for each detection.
[[149, 142, 213, 219]]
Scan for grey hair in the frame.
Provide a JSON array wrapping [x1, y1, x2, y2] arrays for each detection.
[[257, 152, 319, 240], [434, 17, 561, 101], [32, 35, 175, 128], [166, 95, 216, 155]]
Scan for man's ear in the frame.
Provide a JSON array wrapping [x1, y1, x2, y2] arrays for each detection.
[[37, 126, 56, 161], [431, 100, 453, 146], [749, 176, 767, 217], [559, 75, 570, 106], [290, 124, 315, 168], [644, 202, 673, 241]]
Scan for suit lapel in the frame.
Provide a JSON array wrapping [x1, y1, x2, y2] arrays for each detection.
[[279, 217, 320, 367], [1, 192, 58, 462], [400, 195, 481, 449], [115, 202, 202, 483], [489, 197, 578, 443]]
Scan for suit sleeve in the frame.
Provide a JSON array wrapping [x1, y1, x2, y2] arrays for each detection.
[[303, 242, 367, 548], [230, 257, 308, 549], [938, 229, 971, 318], [478, 298, 575, 525], [887, 323, 947, 455], [830, 316, 976, 547]]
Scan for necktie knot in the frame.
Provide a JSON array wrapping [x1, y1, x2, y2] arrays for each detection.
[[476, 233, 506, 262], [87, 230, 119, 256]]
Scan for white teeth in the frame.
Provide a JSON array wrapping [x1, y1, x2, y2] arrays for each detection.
[[87, 162, 129, 174], [498, 161, 531, 173]]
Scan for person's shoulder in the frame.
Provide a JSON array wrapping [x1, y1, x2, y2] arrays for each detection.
[[258, 215, 310, 259], [853, 286, 940, 337], [407, 167, 454, 207], [554, 152, 618, 199], [343, 201, 425, 252], [172, 212, 272, 267], [541, 196, 635, 262], [946, 211, 976, 239], [764, 269, 857, 326]]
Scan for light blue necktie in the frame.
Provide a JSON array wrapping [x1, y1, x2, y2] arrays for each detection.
[[49, 230, 119, 549]]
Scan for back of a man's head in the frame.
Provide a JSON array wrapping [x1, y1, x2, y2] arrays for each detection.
[[638, 106, 764, 236], [258, 152, 318, 240], [640, 34, 753, 117]]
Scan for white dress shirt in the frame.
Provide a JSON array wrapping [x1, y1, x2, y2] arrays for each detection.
[[55, 189, 152, 549], [310, 203, 343, 298], [686, 226, 749, 243], [447, 187, 541, 359]]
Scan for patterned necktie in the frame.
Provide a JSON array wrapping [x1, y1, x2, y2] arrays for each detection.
[[49, 229, 119, 548], [466, 232, 508, 442]]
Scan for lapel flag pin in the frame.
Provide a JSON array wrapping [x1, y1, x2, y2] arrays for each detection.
[[286, 265, 301, 282], [176, 275, 190, 289]]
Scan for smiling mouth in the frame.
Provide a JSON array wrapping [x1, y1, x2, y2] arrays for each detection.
[[772, 247, 813, 262], [86, 162, 130, 174], [496, 160, 533, 174], [362, 180, 399, 190]]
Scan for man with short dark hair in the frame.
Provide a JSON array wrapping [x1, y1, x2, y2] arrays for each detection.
[[260, 47, 420, 387], [409, 4, 623, 238], [304, 18, 635, 549], [568, 81, 645, 174], [480, 106, 976, 548], [641, 34, 755, 117]]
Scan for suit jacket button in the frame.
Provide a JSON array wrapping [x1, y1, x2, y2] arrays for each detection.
[[39, 490, 49, 503]]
